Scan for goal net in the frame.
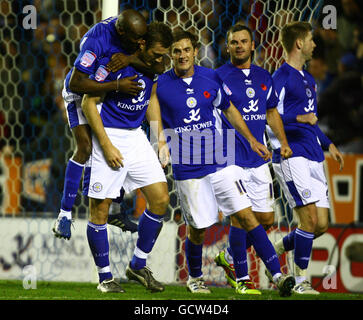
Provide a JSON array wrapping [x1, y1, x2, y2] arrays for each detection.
[[0, 0, 324, 286]]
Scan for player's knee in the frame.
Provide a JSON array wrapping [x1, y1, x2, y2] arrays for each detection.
[[73, 139, 92, 164], [315, 221, 329, 238], [232, 207, 259, 231], [256, 212, 274, 231], [150, 192, 169, 214], [297, 204, 318, 233], [188, 227, 205, 245]]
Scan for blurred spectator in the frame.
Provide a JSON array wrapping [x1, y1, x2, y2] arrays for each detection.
[[337, 0, 363, 52], [338, 52, 358, 74], [318, 69, 363, 150], [307, 55, 332, 98]]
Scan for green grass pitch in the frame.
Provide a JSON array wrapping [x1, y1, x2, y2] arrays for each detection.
[[1, 280, 362, 300]]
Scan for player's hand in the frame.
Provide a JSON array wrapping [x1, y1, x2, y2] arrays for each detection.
[[249, 139, 272, 161], [107, 52, 133, 72], [280, 143, 293, 159], [329, 143, 344, 171], [296, 112, 318, 125], [102, 143, 124, 169], [116, 75, 143, 96], [158, 141, 170, 168]]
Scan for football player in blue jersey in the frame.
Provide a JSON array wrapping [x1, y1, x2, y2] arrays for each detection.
[[151, 30, 295, 296], [266, 21, 344, 294], [81, 22, 173, 293], [53, 10, 149, 240], [213, 24, 293, 292]]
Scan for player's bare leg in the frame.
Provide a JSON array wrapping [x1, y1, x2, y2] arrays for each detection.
[[53, 124, 92, 240], [254, 211, 274, 231], [315, 207, 329, 238], [126, 182, 169, 292], [87, 197, 125, 293]]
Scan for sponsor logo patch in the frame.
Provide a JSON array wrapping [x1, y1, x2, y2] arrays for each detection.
[[80, 50, 97, 68], [95, 65, 109, 82]]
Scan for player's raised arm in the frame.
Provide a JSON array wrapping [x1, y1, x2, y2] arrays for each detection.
[[222, 102, 271, 161], [266, 107, 292, 159], [146, 83, 169, 168], [81, 93, 124, 168]]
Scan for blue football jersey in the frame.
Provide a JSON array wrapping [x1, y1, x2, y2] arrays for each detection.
[[157, 65, 231, 180], [268, 62, 324, 162], [216, 63, 278, 168], [64, 16, 128, 93], [89, 55, 154, 129]]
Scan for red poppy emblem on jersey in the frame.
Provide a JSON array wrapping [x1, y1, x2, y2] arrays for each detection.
[[261, 83, 267, 91], [204, 91, 211, 98]]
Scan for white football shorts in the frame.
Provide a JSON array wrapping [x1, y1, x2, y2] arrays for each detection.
[[175, 165, 252, 229], [62, 85, 88, 129], [272, 156, 329, 209], [242, 163, 274, 213], [87, 127, 167, 199]]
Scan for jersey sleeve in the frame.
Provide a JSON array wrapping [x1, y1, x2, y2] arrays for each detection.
[[73, 34, 105, 76], [266, 75, 279, 110], [272, 71, 297, 123], [314, 124, 332, 150]]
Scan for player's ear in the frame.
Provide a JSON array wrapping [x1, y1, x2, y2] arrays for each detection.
[[251, 40, 255, 51], [193, 46, 198, 57], [296, 38, 303, 50]]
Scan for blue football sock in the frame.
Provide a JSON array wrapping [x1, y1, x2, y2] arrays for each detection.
[[60, 159, 84, 212], [282, 229, 296, 252], [185, 237, 203, 278], [248, 224, 281, 276], [294, 228, 314, 270], [228, 226, 249, 280], [87, 222, 112, 283], [130, 209, 164, 270]]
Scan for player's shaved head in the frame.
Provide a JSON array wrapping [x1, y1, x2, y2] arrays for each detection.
[[115, 9, 147, 53], [116, 9, 147, 35]]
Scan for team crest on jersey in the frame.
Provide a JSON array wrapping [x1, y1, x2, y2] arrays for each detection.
[[301, 189, 311, 199], [95, 65, 110, 82], [186, 97, 197, 108], [80, 50, 97, 68], [92, 182, 103, 193], [306, 88, 312, 98], [246, 87, 255, 98]]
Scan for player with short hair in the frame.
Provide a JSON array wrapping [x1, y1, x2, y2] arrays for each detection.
[[151, 30, 295, 296], [266, 21, 344, 294], [81, 21, 173, 293], [53, 10, 162, 240], [213, 23, 292, 292]]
